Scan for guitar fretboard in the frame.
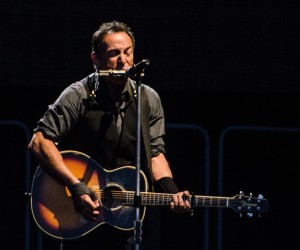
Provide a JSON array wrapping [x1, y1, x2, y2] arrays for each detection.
[[101, 191, 231, 208]]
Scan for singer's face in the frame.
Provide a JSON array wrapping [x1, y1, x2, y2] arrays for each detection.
[[98, 32, 134, 71]]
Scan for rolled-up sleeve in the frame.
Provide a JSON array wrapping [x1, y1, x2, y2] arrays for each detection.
[[144, 85, 166, 157], [33, 82, 87, 142]]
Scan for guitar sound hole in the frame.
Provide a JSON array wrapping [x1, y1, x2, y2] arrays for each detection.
[[101, 186, 123, 210]]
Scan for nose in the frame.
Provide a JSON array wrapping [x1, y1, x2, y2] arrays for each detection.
[[118, 53, 126, 64]]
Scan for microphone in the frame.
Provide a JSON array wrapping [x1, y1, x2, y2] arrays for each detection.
[[126, 59, 150, 78]]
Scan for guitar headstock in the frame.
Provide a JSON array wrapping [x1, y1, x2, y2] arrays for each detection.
[[230, 191, 270, 217]]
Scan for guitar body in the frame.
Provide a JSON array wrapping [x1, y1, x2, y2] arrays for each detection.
[[30, 150, 148, 240]]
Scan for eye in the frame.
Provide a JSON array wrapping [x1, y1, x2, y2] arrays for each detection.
[[124, 48, 133, 56], [107, 50, 119, 58]]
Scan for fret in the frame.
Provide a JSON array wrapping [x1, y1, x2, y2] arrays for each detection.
[[142, 193, 147, 205]]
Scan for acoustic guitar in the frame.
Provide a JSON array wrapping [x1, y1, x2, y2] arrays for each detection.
[[30, 150, 269, 240]]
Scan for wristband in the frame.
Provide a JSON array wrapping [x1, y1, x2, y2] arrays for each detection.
[[68, 182, 97, 200], [156, 177, 180, 194]]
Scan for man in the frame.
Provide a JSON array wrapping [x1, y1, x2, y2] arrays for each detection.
[[28, 20, 191, 250]]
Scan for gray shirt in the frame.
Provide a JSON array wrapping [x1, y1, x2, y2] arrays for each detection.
[[34, 77, 166, 157]]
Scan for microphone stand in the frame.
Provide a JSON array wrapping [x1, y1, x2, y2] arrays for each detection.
[[98, 61, 149, 249], [133, 71, 143, 250]]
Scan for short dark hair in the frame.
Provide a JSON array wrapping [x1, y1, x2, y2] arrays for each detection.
[[91, 21, 135, 56]]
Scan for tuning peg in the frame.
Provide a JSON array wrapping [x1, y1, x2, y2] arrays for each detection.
[[247, 213, 253, 218], [258, 194, 264, 199], [248, 193, 253, 201]]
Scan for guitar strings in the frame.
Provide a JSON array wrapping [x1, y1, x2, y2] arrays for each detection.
[[91, 190, 264, 208]]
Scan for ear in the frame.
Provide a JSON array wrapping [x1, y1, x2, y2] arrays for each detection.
[[91, 51, 100, 68]]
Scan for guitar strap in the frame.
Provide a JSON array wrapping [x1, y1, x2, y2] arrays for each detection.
[[130, 81, 154, 191], [139, 84, 154, 191]]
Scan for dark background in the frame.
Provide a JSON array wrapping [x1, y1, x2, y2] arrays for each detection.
[[1, 0, 300, 250]]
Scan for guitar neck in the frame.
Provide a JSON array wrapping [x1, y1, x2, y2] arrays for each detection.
[[123, 192, 233, 208]]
